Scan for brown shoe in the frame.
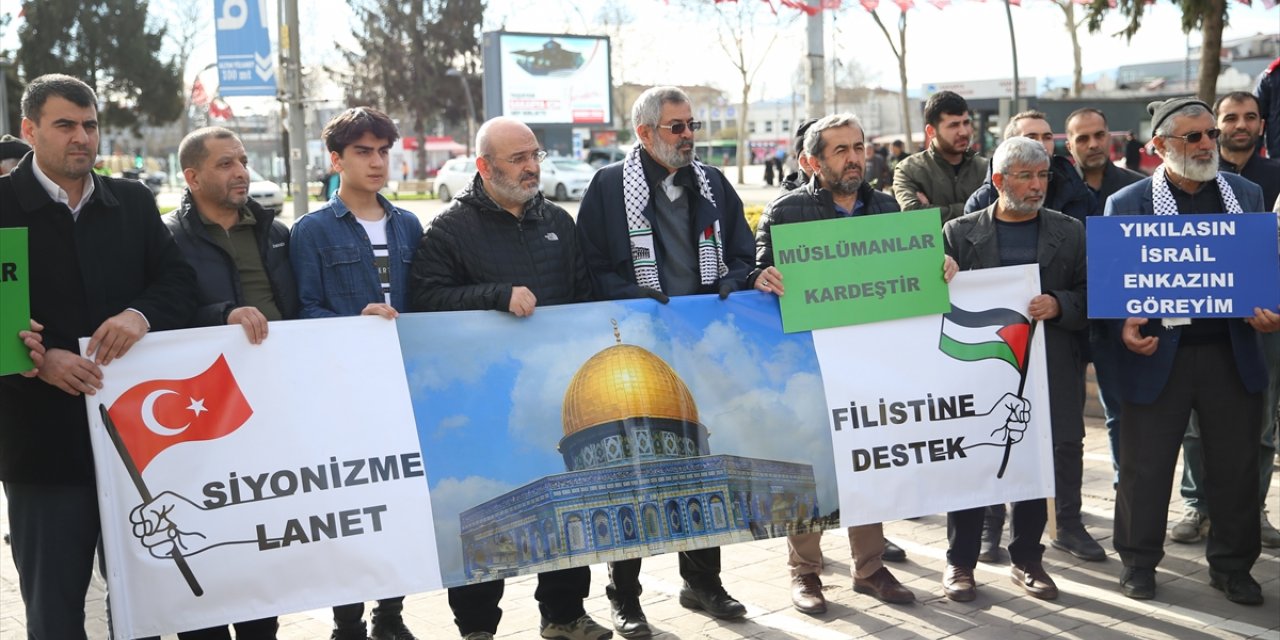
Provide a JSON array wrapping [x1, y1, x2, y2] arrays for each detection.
[[790, 573, 827, 614], [1011, 562, 1059, 600], [943, 564, 977, 602], [853, 567, 915, 604]]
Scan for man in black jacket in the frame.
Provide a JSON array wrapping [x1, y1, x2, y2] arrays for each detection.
[[408, 117, 607, 640], [753, 113, 955, 616], [161, 126, 297, 640], [0, 74, 196, 640], [166, 127, 298, 341], [575, 86, 752, 638]]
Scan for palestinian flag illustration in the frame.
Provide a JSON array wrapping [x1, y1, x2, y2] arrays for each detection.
[[938, 305, 1030, 372]]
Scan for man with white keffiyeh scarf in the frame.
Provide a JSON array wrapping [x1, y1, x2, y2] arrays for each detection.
[[575, 86, 754, 638], [1103, 97, 1279, 607]]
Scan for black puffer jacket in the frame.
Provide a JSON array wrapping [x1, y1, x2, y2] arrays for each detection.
[[751, 175, 900, 283], [409, 173, 592, 311], [164, 190, 299, 325]]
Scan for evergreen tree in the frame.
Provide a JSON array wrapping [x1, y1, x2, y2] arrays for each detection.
[[17, 0, 183, 129]]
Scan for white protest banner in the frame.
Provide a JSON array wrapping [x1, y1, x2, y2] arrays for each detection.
[[813, 264, 1055, 526], [83, 317, 440, 638]]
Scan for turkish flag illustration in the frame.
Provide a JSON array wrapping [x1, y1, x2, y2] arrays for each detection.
[[106, 355, 252, 473]]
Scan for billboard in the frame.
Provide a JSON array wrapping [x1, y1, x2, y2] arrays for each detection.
[[484, 32, 612, 125]]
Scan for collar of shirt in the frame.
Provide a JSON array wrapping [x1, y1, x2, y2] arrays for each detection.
[[834, 197, 864, 218], [31, 155, 95, 218]]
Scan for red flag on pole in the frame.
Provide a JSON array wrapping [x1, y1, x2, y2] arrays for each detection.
[[106, 355, 252, 473], [191, 78, 210, 107]]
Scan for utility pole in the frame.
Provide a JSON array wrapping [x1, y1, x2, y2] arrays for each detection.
[[806, 0, 825, 119], [282, 0, 308, 220]]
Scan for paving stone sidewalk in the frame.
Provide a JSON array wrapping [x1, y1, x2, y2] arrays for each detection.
[[3, 418, 1278, 639]]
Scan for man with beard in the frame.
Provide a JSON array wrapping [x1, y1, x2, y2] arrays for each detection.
[[0, 73, 196, 640], [162, 127, 296, 639], [576, 86, 753, 638], [964, 111, 1093, 222], [752, 113, 958, 614], [939, 137, 1087, 603], [1063, 107, 1143, 508], [1105, 97, 1277, 605], [963, 110, 1101, 564], [408, 116, 608, 640], [893, 90, 988, 222], [1167, 92, 1280, 552]]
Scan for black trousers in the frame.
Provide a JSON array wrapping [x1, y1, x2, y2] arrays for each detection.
[[177, 619, 278, 640], [4, 481, 100, 640], [447, 567, 591, 635], [948, 499, 1047, 569], [606, 547, 721, 600], [985, 437, 1086, 532], [1114, 341, 1262, 573]]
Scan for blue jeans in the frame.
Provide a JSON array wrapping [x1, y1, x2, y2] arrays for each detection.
[[1180, 331, 1280, 512]]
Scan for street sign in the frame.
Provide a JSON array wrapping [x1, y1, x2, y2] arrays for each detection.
[[214, 0, 277, 97]]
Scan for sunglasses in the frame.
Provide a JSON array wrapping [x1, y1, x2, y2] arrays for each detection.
[[656, 120, 703, 135], [1164, 128, 1221, 144]]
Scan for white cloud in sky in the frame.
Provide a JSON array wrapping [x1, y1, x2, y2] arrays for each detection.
[[429, 475, 518, 582]]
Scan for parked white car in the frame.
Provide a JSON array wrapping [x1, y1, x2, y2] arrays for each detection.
[[540, 157, 595, 201], [435, 157, 476, 202], [248, 166, 284, 212]]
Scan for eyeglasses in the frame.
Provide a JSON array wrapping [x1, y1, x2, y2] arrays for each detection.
[[1007, 171, 1053, 183], [656, 120, 703, 135], [486, 149, 547, 166], [1164, 128, 1221, 144]]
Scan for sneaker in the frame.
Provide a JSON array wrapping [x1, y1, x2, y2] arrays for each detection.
[[1169, 509, 1209, 544], [1050, 526, 1106, 561], [371, 617, 418, 640], [462, 634, 494, 640], [1261, 510, 1280, 549], [540, 614, 613, 640]]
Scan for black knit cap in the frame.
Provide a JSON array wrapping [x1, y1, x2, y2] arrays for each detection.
[[793, 118, 819, 156], [1147, 97, 1212, 137], [0, 134, 30, 161]]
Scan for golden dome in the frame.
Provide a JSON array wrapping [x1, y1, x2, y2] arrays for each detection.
[[562, 344, 700, 437]]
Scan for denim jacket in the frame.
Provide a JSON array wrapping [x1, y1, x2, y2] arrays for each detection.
[[289, 193, 423, 317]]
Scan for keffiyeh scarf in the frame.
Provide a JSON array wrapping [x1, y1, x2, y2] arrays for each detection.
[[623, 146, 727, 292], [1151, 165, 1243, 215]]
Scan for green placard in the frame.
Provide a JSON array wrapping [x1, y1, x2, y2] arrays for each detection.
[[0, 228, 32, 376], [771, 208, 950, 333]]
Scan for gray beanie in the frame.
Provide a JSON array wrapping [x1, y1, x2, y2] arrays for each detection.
[[1147, 97, 1211, 137]]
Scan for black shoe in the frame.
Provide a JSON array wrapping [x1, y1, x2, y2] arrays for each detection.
[[1051, 526, 1106, 562], [609, 595, 652, 638], [1119, 566, 1156, 600], [882, 538, 907, 562], [1209, 570, 1264, 605], [678, 584, 747, 619], [331, 627, 370, 640], [371, 618, 417, 640]]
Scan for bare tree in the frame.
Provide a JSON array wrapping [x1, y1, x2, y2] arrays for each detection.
[[1050, 0, 1087, 97], [692, 0, 799, 184], [863, 5, 915, 145], [596, 0, 635, 139]]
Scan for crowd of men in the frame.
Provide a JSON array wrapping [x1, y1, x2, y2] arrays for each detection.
[[1, 68, 1278, 640]]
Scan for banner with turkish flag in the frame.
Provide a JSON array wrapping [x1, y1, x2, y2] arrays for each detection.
[[106, 355, 252, 473]]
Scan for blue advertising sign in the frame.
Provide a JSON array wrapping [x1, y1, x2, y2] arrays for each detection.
[[214, 0, 277, 97], [1087, 213, 1280, 318]]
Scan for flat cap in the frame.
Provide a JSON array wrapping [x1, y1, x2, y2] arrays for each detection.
[[1147, 97, 1211, 137], [0, 134, 30, 161]]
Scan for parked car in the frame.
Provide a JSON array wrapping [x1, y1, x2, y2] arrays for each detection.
[[586, 147, 626, 169], [540, 157, 595, 201], [248, 166, 284, 212], [435, 157, 476, 202]]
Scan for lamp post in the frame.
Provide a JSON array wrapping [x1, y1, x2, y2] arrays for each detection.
[[447, 68, 477, 157]]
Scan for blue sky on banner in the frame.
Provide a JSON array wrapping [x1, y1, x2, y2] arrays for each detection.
[[396, 293, 833, 579]]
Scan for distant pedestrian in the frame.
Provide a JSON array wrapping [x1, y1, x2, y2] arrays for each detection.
[[1124, 130, 1142, 172]]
